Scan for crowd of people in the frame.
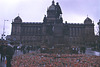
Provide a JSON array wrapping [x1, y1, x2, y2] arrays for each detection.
[[0, 43, 100, 67], [11, 52, 100, 67]]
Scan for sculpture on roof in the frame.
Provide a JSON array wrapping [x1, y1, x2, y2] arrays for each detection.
[[55, 2, 62, 18], [47, 0, 62, 18]]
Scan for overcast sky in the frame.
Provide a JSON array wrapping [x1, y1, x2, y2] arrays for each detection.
[[0, 0, 100, 38]]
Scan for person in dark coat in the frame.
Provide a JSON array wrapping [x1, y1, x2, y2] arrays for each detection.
[[26, 46, 30, 53], [5, 44, 14, 67], [0, 45, 6, 62]]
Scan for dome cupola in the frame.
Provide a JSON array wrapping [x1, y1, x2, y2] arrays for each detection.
[[84, 17, 92, 24], [14, 16, 22, 23], [47, 0, 62, 18], [48, 0, 56, 11]]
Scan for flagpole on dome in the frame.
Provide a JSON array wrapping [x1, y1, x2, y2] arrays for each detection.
[[18, 13, 20, 17], [87, 14, 88, 17]]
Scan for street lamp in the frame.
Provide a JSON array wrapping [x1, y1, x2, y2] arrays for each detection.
[[1, 20, 9, 40]]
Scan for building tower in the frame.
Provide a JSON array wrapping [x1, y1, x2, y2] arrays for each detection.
[[84, 17, 95, 46], [11, 16, 22, 45]]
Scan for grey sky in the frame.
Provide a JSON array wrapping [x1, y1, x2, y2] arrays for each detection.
[[0, 0, 100, 38]]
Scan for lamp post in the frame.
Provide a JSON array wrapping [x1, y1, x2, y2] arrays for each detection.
[[1, 20, 8, 40], [1, 20, 8, 45]]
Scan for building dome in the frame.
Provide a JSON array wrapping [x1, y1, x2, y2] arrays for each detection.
[[14, 16, 22, 21], [14, 16, 22, 23], [48, 0, 56, 11], [48, 5, 56, 10], [84, 17, 92, 22], [84, 17, 92, 24]]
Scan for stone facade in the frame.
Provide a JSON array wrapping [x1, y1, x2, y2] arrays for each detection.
[[10, 1, 95, 47], [97, 20, 100, 45]]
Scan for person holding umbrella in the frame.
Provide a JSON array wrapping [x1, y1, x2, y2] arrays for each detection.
[[5, 43, 14, 67]]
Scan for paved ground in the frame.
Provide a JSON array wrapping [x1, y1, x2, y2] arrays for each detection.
[[85, 48, 100, 56], [0, 55, 6, 67], [0, 48, 100, 67], [0, 58, 6, 67]]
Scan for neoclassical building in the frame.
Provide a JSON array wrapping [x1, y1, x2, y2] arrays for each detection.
[[9, 1, 95, 47]]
